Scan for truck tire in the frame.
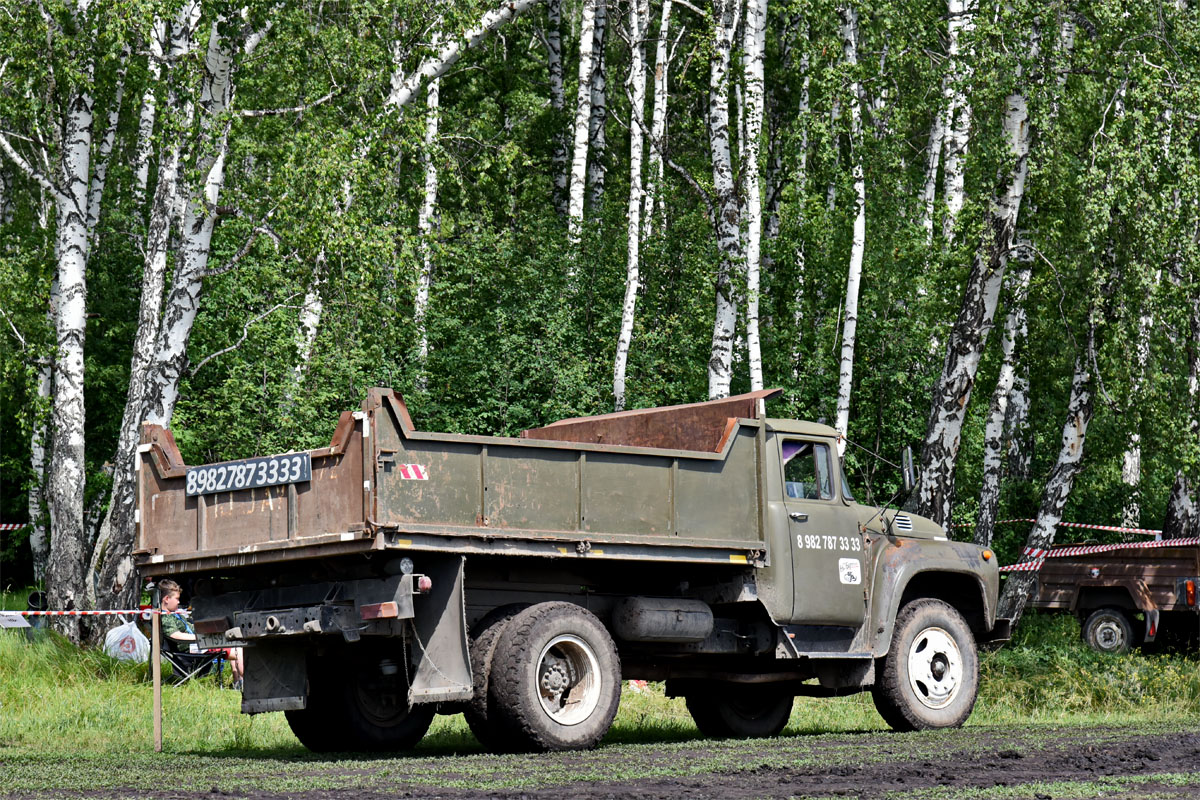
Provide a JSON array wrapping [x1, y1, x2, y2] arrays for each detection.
[[685, 683, 793, 739], [464, 605, 528, 750], [872, 598, 978, 732], [487, 602, 622, 752], [1082, 607, 1135, 654], [285, 655, 345, 752], [288, 647, 434, 752]]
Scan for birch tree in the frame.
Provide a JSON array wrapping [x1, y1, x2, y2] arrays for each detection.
[[416, 37, 441, 382], [742, 0, 767, 393], [613, 0, 649, 411], [587, 0, 609, 212], [916, 37, 1034, 526], [941, 0, 976, 244], [706, 0, 741, 399], [642, 0, 672, 237], [568, 0, 599, 242], [833, 3, 865, 451], [997, 324, 1097, 626], [547, 0, 568, 214]]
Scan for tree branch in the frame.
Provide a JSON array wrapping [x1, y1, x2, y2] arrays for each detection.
[[202, 224, 280, 278], [188, 298, 300, 376], [0, 130, 60, 199], [239, 90, 336, 117]]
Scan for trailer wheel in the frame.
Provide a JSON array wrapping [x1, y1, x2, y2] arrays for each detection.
[[872, 598, 978, 731], [464, 605, 528, 750], [488, 602, 621, 751], [339, 650, 435, 751], [684, 683, 793, 739], [1082, 607, 1135, 654]]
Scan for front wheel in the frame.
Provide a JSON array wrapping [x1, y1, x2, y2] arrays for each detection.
[[1082, 607, 1135, 654], [872, 598, 979, 731], [487, 602, 622, 752], [685, 683, 793, 739]]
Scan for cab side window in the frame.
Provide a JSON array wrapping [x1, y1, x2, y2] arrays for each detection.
[[782, 440, 835, 500]]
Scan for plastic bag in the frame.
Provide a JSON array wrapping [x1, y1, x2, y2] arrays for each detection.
[[104, 620, 150, 663]]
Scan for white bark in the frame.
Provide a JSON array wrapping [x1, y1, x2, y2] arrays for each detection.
[[387, 0, 543, 110], [997, 331, 1096, 625], [706, 0, 742, 400], [920, 104, 945, 244], [941, 0, 975, 245], [46, 77, 95, 637], [547, 0, 568, 214], [834, 4, 865, 452], [975, 258, 1031, 547], [587, 0, 608, 212], [568, 0, 599, 242], [614, 0, 649, 412], [917, 59, 1033, 526], [743, 0, 767, 393], [642, 0, 671, 238], [789, 52, 810, 378], [416, 52, 440, 383], [85, 49, 127, 252], [133, 18, 166, 204], [1121, 270, 1160, 526], [28, 351, 52, 582]]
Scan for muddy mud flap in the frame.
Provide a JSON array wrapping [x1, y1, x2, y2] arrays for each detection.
[[242, 642, 308, 714], [408, 554, 473, 705]]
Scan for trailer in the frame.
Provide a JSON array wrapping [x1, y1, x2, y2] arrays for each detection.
[[1030, 539, 1200, 653], [135, 388, 1007, 751]]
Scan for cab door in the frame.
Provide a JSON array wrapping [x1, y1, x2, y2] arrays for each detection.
[[780, 438, 867, 626]]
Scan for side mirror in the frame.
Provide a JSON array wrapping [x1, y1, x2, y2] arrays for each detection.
[[902, 446, 916, 493]]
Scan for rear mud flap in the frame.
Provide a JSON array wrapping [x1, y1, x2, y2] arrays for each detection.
[[408, 555, 473, 704]]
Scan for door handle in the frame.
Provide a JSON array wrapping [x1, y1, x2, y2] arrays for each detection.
[[789, 512, 808, 522]]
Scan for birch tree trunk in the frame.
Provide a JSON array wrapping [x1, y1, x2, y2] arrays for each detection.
[[706, 0, 742, 399], [567, 0, 598, 242], [790, 52, 810, 378], [587, 0, 608, 212], [916, 69, 1033, 526], [920, 104, 945, 243], [613, 0, 649, 412], [940, 0, 975, 245], [133, 18, 167, 205], [28, 353, 52, 582], [642, 0, 671, 238], [547, 0, 568, 215], [46, 67, 96, 639], [85, 50, 126, 252], [834, 4, 866, 451], [1121, 271, 1159, 526], [997, 328, 1097, 626], [416, 53, 441, 384], [974, 257, 1031, 547], [743, 0, 767, 393]]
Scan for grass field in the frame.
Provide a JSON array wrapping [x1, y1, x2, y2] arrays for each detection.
[[2, 590, 1198, 798]]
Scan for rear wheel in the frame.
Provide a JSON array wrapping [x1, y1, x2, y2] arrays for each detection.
[[285, 646, 434, 752], [1082, 607, 1135, 655], [685, 683, 793, 739], [464, 605, 527, 750], [872, 598, 979, 731], [487, 602, 621, 752]]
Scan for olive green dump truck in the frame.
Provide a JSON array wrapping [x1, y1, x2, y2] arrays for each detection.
[[135, 388, 1007, 752]]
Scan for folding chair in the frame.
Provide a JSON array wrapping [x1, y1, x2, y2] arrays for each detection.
[[161, 643, 226, 687]]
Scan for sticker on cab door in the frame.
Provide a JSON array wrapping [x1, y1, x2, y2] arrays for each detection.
[[838, 558, 862, 585]]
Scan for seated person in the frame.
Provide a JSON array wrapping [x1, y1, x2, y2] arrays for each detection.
[[159, 579, 244, 688]]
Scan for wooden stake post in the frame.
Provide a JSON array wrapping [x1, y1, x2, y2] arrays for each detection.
[[151, 587, 162, 752]]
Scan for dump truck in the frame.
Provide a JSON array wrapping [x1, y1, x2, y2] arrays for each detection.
[[1030, 539, 1200, 654], [134, 388, 1008, 752]]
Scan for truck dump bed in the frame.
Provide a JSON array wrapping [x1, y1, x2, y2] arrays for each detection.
[[136, 388, 781, 576]]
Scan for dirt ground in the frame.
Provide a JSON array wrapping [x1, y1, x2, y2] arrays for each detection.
[[5, 725, 1200, 800]]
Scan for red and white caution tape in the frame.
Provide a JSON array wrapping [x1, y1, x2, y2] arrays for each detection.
[[954, 519, 1162, 536], [1000, 537, 1200, 573], [6, 609, 189, 617], [0, 523, 27, 531]]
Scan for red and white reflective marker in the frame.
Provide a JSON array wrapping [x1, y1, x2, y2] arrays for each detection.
[[398, 464, 429, 480]]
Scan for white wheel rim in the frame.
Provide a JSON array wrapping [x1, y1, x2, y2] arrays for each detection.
[[906, 626, 962, 710], [536, 634, 601, 726], [1093, 618, 1125, 650]]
